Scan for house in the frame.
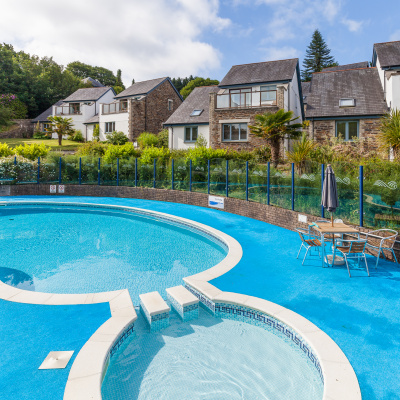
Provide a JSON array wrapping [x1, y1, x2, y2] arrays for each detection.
[[209, 59, 304, 152], [164, 86, 219, 149], [92, 77, 183, 142], [304, 66, 388, 147], [81, 77, 104, 87], [31, 100, 64, 132], [372, 40, 400, 111], [52, 87, 116, 137]]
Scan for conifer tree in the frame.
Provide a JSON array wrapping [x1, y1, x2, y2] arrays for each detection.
[[115, 69, 125, 89], [301, 30, 337, 81]]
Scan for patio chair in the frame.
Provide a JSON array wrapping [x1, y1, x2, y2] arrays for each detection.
[[364, 229, 399, 268], [333, 239, 369, 277], [296, 228, 323, 265]]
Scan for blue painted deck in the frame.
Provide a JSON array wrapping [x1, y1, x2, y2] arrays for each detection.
[[3, 195, 400, 400]]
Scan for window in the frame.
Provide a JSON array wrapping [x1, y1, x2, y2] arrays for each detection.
[[42, 123, 50, 132], [190, 109, 203, 116], [336, 121, 359, 141], [222, 123, 248, 141], [229, 88, 251, 108], [69, 103, 80, 114], [168, 99, 173, 111], [185, 126, 198, 142], [339, 98, 355, 107], [260, 85, 277, 105], [120, 100, 128, 111], [105, 122, 115, 133]]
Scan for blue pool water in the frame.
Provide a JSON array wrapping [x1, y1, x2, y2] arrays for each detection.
[[0, 204, 227, 302], [102, 308, 323, 400]]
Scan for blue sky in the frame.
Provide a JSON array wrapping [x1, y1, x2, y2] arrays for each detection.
[[1, 0, 400, 85]]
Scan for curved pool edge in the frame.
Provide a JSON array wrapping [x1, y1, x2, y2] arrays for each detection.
[[183, 277, 362, 400]]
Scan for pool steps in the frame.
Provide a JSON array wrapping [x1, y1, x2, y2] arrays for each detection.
[[166, 285, 199, 321], [139, 291, 171, 332]]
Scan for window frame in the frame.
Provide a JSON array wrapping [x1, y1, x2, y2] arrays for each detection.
[[42, 123, 50, 132], [168, 99, 173, 111], [335, 120, 359, 141], [69, 102, 81, 114], [339, 98, 356, 107], [190, 109, 203, 117], [222, 123, 248, 142], [184, 126, 198, 143], [105, 122, 116, 134], [120, 99, 128, 111]]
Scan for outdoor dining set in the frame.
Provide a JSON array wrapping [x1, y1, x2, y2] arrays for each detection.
[[296, 165, 399, 277]]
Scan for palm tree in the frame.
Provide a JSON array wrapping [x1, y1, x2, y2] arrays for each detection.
[[249, 109, 303, 164], [378, 109, 400, 159], [46, 116, 75, 145], [286, 132, 317, 174]]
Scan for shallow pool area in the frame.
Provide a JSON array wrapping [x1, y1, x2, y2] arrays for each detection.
[[102, 307, 323, 400]]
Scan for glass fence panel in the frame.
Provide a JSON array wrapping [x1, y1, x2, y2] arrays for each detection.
[[294, 161, 321, 216], [137, 161, 153, 188], [15, 158, 37, 184], [155, 160, 171, 189], [173, 159, 189, 191], [209, 158, 226, 196], [119, 158, 136, 186], [330, 162, 359, 225], [270, 163, 291, 209], [248, 163, 268, 204], [61, 156, 79, 184], [192, 159, 208, 193], [39, 158, 59, 184], [228, 160, 247, 200], [364, 162, 400, 229], [100, 160, 117, 186], [81, 157, 99, 185]]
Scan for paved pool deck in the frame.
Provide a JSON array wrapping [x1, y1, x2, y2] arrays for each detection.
[[2, 195, 399, 400]]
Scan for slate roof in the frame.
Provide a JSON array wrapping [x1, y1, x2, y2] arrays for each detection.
[[306, 68, 388, 118], [164, 86, 219, 125], [31, 100, 64, 122], [63, 87, 112, 102], [219, 59, 298, 87], [301, 82, 311, 104], [374, 41, 400, 68], [82, 77, 104, 87], [83, 114, 99, 124], [114, 77, 168, 98], [322, 62, 369, 72]]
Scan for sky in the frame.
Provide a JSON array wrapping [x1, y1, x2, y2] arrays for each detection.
[[1, 0, 400, 86]]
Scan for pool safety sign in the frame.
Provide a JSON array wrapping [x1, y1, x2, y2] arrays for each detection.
[[208, 195, 224, 209], [59, 185, 65, 193], [50, 185, 65, 194]]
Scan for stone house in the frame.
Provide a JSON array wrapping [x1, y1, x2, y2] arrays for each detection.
[[304, 66, 388, 149], [90, 77, 183, 142]]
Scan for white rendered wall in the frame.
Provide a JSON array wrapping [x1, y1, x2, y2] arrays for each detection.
[[98, 111, 129, 141], [390, 74, 400, 111], [169, 125, 210, 150]]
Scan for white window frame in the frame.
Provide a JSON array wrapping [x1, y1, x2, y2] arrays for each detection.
[[190, 109, 203, 116], [168, 99, 173, 111], [222, 123, 248, 142], [105, 122, 115, 133], [339, 98, 356, 107], [335, 120, 359, 141], [184, 126, 198, 143]]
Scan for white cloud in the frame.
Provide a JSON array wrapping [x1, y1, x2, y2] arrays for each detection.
[[0, 0, 230, 86], [341, 18, 364, 32]]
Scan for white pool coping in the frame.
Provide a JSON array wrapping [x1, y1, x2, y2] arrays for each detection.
[[0, 200, 361, 400]]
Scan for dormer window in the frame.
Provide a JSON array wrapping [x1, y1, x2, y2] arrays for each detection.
[[339, 98, 355, 107], [190, 109, 203, 117]]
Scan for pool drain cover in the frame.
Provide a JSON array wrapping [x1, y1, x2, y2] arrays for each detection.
[[39, 351, 74, 370]]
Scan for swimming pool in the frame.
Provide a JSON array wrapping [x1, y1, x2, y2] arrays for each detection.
[[0, 203, 228, 301]]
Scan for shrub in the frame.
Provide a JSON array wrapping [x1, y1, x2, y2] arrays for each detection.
[[93, 124, 100, 142], [140, 146, 171, 164], [0, 143, 14, 157], [252, 145, 271, 163], [195, 134, 208, 148], [76, 141, 108, 157], [0, 107, 13, 128], [72, 130, 85, 142], [33, 131, 49, 139], [186, 147, 228, 163], [103, 143, 141, 163], [106, 131, 128, 145], [137, 132, 158, 148], [157, 129, 169, 147], [14, 143, 51, 160]]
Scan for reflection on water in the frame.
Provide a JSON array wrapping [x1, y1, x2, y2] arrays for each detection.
[[0, 268, 35, 290]]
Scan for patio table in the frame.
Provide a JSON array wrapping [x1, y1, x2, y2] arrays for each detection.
[[309, 222, 359, 267]]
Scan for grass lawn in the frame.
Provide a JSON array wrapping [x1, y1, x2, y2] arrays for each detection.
[[0, 138, 84, 151]]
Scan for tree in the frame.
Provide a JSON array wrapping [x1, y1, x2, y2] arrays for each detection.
[[170, 76, 196, 92], [180, 77, 219, 99], [115, 69, 125, 89], [46, 116, 74, 145], [301, 30, 337, 81], [66, 61, 117, 86], [131, 78, 135, 86], [378, 109, 400, 159], [249, 109, 303, 164]]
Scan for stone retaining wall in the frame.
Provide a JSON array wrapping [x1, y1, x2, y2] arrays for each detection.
[[0, 119, 33, 138]]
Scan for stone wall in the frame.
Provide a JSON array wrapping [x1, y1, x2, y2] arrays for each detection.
[[129, 80, 182, 141], [208, 87, 285, 151], [0, 119, 34, 139]]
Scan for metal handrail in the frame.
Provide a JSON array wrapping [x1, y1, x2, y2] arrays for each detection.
[[216, 90, 277, 109]]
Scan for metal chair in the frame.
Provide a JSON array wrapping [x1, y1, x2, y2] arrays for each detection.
[[333, 239, 369, 277], [296, 228, 323, 265], [310, 219, 341, 242], [364, 229, 399, 268]]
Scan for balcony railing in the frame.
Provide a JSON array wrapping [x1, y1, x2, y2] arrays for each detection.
[[54, 106, 81, 116], [216, 90, 277, 109], [102, 102, 128, 114]]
